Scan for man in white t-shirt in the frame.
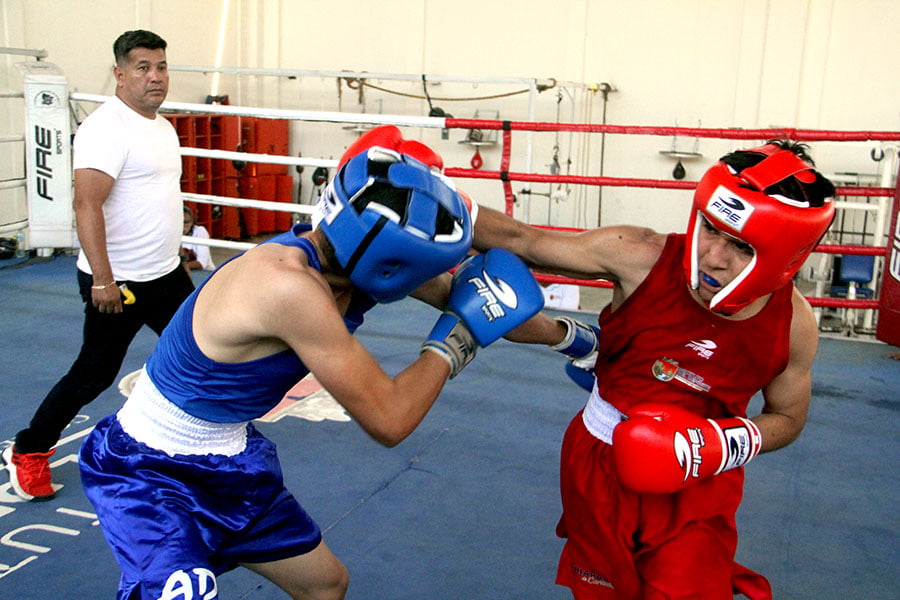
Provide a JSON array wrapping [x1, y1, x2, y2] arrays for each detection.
[[2, 30, 195, 501]]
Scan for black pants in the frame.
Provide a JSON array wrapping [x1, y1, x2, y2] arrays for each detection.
[[14, 265, 195, 453]]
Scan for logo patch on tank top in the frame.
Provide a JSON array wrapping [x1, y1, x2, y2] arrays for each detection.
[[651, 358, 711, 392], [686, 339, 717, 359]]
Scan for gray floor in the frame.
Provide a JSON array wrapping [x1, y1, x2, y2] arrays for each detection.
[[0, 253, 897, 599]]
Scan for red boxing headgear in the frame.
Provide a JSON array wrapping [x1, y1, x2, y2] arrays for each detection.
[[331, 125, 477, 224], [684, 143, 835, 314], [338, 125, 444, 172]]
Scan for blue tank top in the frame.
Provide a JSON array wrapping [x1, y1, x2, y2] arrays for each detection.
[[146, 224, 374, 422]]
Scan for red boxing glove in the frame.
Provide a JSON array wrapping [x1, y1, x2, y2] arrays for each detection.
[[612, 403, 762, 494], [338, 125, 444, 171]]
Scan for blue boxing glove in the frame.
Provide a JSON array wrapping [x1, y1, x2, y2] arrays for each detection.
[[422, 248, 544, 378], [565, 359, 596, 392], [551, 316, 599, 392]]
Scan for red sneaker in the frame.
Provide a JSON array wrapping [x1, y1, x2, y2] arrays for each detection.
[[2, 445, 56, 501]]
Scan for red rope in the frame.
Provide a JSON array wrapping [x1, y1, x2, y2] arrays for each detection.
[[835, 186, 897, 197], [533, 273, 879, 307], [444, 167, 894, 198], [814, 244, 887, 256], [532, 274, 880, 308], [445, 168, 695, 189], [524, 225, 887, 257], [444, 118, 900, 142], [807, 297, 880, 309], [445, 118, 897, 315], [501, 126, 514, 214], [534, 273, 613, 289]]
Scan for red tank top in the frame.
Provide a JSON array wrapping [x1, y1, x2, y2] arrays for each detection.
[[595, 234, 792, 418]]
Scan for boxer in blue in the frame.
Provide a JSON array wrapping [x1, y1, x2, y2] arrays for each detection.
[[79, 141, 595, 600]]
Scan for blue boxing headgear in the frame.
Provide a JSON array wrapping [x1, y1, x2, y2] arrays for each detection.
[[316, 146, 473, 303]]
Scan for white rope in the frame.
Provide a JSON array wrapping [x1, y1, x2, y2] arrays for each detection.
[[70, 93, 446, 129], [182, 235, 254, 252], [0, 219, 28, 235], [181, 146, 336, 169], [182, 192, 315, 215]]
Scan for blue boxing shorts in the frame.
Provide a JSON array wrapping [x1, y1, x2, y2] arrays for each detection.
[[80, 413, 322, 600]]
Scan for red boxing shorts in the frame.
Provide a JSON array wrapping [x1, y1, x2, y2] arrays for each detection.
[[554, 410, 770, 599]]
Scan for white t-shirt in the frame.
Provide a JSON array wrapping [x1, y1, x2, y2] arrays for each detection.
[[541, 283, 581, 310], [183, 224, 216, 271], [74, 96, 182, 281]]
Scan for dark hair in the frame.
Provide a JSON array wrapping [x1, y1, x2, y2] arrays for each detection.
[[720, 139, 835, 207], [113, 30, 167, 65]]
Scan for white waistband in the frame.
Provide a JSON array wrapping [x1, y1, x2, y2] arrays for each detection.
[[117, 369, 248, 457], [581, 382, 626, 444]]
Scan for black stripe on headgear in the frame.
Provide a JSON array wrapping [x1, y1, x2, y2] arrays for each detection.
[[343, 215, 388, 276]]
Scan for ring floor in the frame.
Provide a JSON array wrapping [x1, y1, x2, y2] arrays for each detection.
[[0, 253, 897, 599]]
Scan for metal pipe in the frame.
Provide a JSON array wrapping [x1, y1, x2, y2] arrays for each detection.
[[0, 47, 47, 59], [0, 179, 25, 190], [168, 65, 561, 88]]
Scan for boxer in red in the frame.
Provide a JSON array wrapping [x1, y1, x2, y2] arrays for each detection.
[[474, 141, 836, 599]]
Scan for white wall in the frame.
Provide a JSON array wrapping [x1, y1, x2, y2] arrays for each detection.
[[2, 0, 898, 239]]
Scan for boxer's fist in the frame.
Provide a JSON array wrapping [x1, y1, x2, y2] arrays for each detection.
[[612, 403, 762, 494], [422, 249, 544, 377], [551, 317, 599, 392], [565, 358, 596, 392], [552, 317, 599, 359]]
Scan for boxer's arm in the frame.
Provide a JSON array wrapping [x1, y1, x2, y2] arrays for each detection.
[[257, 250, 539, 445], [754, 288, 818, 452], [472, 205, 663, 294], [410, 264, 588, 352], [258, 264, 452, 448], [422, 249, 544, 377]]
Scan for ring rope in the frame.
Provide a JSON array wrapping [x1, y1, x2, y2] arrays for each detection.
[[73, 96, 893, 314], [181, 147, 336, 169], [72, 93, 446, 129], [182, 234, 253, 252], [182, 192, 315, 216], [445, 118, 900, 142], [444, 167, 894, 197], [73, 93, 900, 144], [532, 223, 886, 257]]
